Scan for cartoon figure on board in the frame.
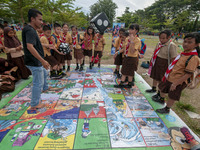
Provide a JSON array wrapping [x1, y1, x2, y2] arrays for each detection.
[[168, 127, 200, 150], [81, 118, 91, 138]]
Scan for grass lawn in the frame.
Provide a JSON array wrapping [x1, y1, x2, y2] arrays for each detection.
[[1, 31, 199, 137]]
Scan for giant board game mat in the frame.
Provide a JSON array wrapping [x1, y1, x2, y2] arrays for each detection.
[[0, 65, 199, 150]]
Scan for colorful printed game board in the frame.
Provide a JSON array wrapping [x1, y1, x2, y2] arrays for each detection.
[[0, 66, 199, 150]]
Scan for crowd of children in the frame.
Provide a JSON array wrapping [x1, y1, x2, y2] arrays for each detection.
[[36, 23, 106, 78], [0, 10, 200, 116]]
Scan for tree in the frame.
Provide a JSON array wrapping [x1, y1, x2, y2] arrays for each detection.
[[0, 0, 40, 23], [41, 0, 75, 26], [89, 0, 118, 26]]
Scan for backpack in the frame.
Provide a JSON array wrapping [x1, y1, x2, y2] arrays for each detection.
[[185, 55, 200, 89]]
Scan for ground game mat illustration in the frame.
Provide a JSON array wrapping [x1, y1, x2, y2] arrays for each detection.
[[0, 65, 199, 150]]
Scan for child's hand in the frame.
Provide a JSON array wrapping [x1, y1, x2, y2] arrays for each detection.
[[4, 71, 10, 75], [59, 52, 65, 55], [8, 75, 15, 81], [49, 44, 55, 49], [170, 83, 177, 91], [2, 81, 11, 85], [113, 52, 117, 59]]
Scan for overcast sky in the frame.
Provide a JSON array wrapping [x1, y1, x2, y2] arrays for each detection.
[[73, 0, 156, 17]]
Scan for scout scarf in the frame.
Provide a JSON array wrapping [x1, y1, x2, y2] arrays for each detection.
[[72, 34, 77, 48], [125, 39, 131, 56], [162, 50, 198, 82]]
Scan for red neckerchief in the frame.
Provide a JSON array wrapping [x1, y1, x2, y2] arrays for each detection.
[[162, 50, 198, 82], [47, 37, 53, 44], [125, 39, 131, 56], [39, 33, 44, 38], [87, 34, 91, 48], [72, 34, 77, 47], [149, 43, 165, 67], [0, 35, 3, 45], [54, 33, 62, 43], [95, 35, 101, 47], [119, 40, 123, 50], [62, 33, 67, 43]]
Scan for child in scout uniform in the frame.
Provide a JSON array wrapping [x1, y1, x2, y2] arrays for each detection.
[[146, 30, 177, 101], [0, 24, 5, 53], [40, 25, 62, 79], [156, 33, 200, 114], [51, 23, 65, 76], [71, 26, 84, 71], [114, 24, 141, 88], [83, 26, 95, 69], [113, 28, 126, 78], [62, 23, 73, 71], [93, 32, 106, 68]]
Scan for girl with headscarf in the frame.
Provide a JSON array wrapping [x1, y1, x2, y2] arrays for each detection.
[[4, 27, 31, 79]]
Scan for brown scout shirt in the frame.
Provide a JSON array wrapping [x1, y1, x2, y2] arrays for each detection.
[[51, 33, 62, 49], [114, 37, 122, 52], [84, 33, 95, 50], [168, 51, 199, 83], [94, 36, 106, 51], [61, 32, 72, 45], [40, 36, 51, 57], [124, 37, 141, 57], [72, 34, 83, 49], [157, 41, 177, 59]]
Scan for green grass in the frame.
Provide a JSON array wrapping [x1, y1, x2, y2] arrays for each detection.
[[176, 102, 196, 112]]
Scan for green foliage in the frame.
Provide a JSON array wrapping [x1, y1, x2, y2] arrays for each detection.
[[0, 0, 88, 27], [90, 0, 118, 26], [117, 0, 200, 32]]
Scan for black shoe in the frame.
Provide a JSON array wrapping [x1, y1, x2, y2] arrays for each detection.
[[98, 63, 100, 68], [152, 96, 165, 104], [61, 72, 66, 76], [156, 107, 170, 114], [63, 66, 65, 71], [92, 62, 94, 66], [50, 73, 62, 79], [145, 88, 156, 93], [152, 93, 159, 99], [82, 60, 85, 66], [113, 69, 118, 74], [117, 73, 121, 78], [114, 84, 124, 88], [67, 66, 70, 72], [79, 66, 83, 72], [75, 66, 79, 71], [89, 64, 92, 69], [124, 84, 132, 88]]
